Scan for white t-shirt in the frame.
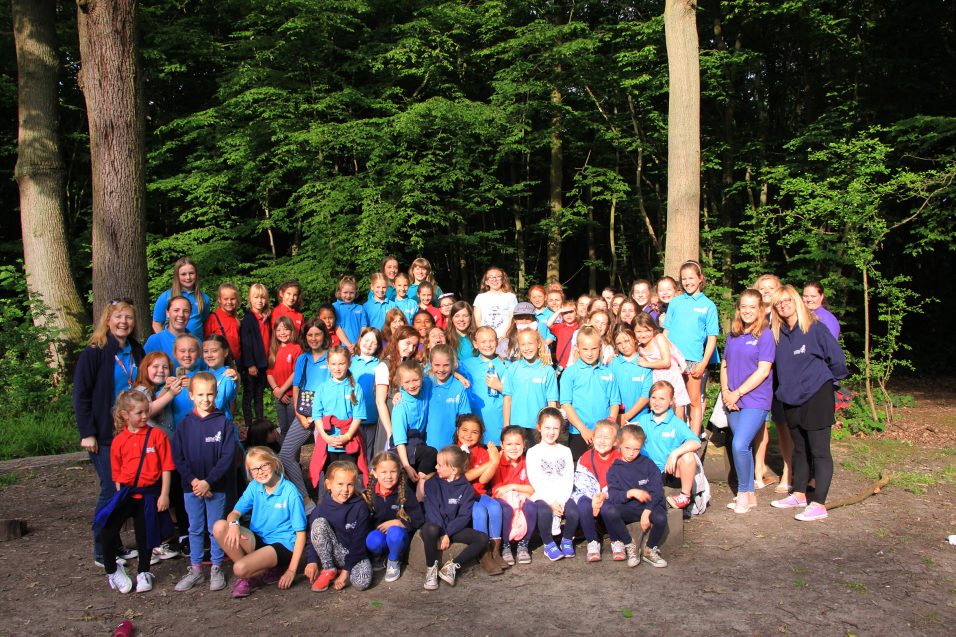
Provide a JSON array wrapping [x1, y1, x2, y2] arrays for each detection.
[[473, 291, 518, 337]]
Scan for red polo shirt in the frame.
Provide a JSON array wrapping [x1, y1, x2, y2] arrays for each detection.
[[110, 426, 174, 488], [204, 308, 241, 360]]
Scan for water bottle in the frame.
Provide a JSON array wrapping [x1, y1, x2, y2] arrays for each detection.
[[486, 362, 499, 398], [113, 620, 134, 637]]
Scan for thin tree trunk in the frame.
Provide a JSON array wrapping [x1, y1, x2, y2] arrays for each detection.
[[627, 95, 663, 259], [862, 266, 879, 421], [77, 0, 148, 332], [586, 187, 596, 295], [663, 0, 701, 277], [609, 195, 618, 287], [546, 86, 563, 284], [511, 160, 526, 290], [13, 0, 88, 359]]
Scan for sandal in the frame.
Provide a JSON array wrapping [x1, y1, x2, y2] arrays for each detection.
[[754, 474, 777, 490], [774, 482, 792, 494]]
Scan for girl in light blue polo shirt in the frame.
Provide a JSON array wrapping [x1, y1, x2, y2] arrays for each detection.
[[151, 256, 210, 340], [502, 329, 558, 446]]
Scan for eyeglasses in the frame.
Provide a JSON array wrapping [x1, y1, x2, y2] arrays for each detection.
[[486, 275, 503, 281], [773, 298, 793, 308], [110, 297, 134, 305], [249, 464, 272, 475]]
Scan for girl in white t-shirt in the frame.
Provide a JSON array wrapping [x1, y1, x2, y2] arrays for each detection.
[[473, 267, 518, 338]]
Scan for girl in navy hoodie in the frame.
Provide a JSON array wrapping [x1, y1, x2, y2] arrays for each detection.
[[421, 445, 488, 590], [305, 461, 373, 592], [171, 372, 236, 592], [363, 452, 424, 582]]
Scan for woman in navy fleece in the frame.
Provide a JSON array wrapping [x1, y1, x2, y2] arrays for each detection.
[[769, 285, 847, 522], [73, 298, 146, 568]]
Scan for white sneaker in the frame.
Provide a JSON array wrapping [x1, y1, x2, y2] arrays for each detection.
[[135, 572, 154, 593], [107, 564, 133, 594], [586, 540, 602, 562], [624, 543, 640, 568], [550, 515, 561, 536], [423, 561, 439, 590], [150, 542, 179, 565]]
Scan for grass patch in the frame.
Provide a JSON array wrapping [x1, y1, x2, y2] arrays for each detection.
[[837, 438, 956, 494], [842, 580, 867, 593], [794, 577, 807, 587], [0, 410, 76, 460], [0, 472, 17, 487]]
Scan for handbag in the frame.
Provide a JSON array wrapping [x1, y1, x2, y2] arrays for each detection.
[[93, 429, 152, 531], [296, 360, 314, 418], [709, 392, 729, 429]]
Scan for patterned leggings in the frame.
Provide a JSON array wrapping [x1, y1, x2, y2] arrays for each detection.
[[309, 518, 372, 590]]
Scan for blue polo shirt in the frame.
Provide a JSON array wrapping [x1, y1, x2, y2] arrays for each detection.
[[349, 355, 381, 424], [609, 354, 654, 420], [502, 358, 558, 429], [316, 377, 367, 450], [455, 335, 476, 364], [144, 328, 178, 361], [407, 283, 443, 305], [332, 300, 368, 344], [292, 351, 330, 395], [460, 356, 507, 444], [171, 368, 200, 429], [635, 409, 698, 472], [662, 291, 720, 363], [363, 297, 396, 331], [390, 389, 428, 447], [209, 366, 237, 423], [559, 359, 621, 434], [424, 376, 470, 449], [535, 307, 555, 343], [152, 288, 210, 341], [112, 343, 137, 400], [395, 298, 419, 324], [234, 476, 307, 551]]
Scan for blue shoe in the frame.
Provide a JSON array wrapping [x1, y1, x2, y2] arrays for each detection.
[[543, 542, 563, 561], [560, 538, 575, 558]]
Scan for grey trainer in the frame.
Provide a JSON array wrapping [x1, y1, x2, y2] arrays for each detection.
[[175, 565, 204, 591]]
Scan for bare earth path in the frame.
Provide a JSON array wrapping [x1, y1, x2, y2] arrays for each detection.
[[1, 379, 953, 636]]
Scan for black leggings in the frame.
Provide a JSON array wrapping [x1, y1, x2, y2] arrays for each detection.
[[169, 471, 189, 538], [784, 382, 835, 504], [420, 523, 488, 567], [241, 368, 267, 425], [407, 443, 437, 475], [102, 498, 150, 575]]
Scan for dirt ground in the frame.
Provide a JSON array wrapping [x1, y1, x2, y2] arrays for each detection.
[[1, 380, 954, 637]]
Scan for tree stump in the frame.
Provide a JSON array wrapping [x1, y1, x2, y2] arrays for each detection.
[[0, 519, 27, 541]]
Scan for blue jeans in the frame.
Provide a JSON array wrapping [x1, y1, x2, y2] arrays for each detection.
[[472, 494, 502, 540], [365, 525, 411, 561], [728, 408, 769, 493], [183, 491, 226, 565], [89, 445, 114, 561]]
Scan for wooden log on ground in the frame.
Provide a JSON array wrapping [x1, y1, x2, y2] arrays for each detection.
[[826, 472, 890, 510], [0, 519, 27, 541]]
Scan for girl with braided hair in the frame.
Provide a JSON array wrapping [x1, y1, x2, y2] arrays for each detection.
[[363, 452, 424, 582]]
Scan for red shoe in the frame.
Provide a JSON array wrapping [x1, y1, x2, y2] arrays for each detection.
[[667, 493, 691, 509], [311, 569, 338, 592]]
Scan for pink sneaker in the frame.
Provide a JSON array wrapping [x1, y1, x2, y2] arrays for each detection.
[[667, 493, 691, 509], [770, 494, 807, 509], [794, 502, 828, 521]]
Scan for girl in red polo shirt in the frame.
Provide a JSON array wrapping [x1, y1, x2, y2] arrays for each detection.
[[102, 390, 174, 594], [267, 316, 303, 439], [272, 280, 304, 333], [455, 414, 509, 575], [569, 419, 622, 562], [204, 282, 242, 361], [491, 425, 536, 566]]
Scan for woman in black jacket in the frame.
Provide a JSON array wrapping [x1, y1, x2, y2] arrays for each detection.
[[73, 299, 146, 567]]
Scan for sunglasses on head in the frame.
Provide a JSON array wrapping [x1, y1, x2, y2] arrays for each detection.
[[110, 297, 134, 305]]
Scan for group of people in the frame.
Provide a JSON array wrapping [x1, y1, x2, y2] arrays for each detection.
[[73, 255, 847, 598]]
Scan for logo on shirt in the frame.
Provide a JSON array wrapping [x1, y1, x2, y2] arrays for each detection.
[[345, 521, 357, 531], [390, 504, 400, 511], [205, 431, 222, 443], [662, 430, 675, 439], [746, 339, 758, 346], [447, 496, 462, 505], [274, 502, 287, 509], [145, 446, 156, 454], [638, 478, 648, 486], [446, 397, 459, 404], [531, 377, 545, 384], [286, 354, 293, 363], [600, 374, 613, 382], [694, 307, 708, 314], [793, 344, 806, 356]]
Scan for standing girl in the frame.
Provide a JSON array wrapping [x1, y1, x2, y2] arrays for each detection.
[[803, 281, 841, 340], [754, 273, 787, 490], [455, 415, 508, 575], [421, 446, 488, 589], [133, 351, 182, 440], [304, 461, 372, 591], [407, 257, 443, 304], [213, 447, 307, 598], [285, 319, 331, 512], [203, 282, 241, 362], [170, 335, 204, 428], [491, 426, 537, 566], [308, 346, 369, 489], [567, 310, 615, 366], [423, 345, 470, 450], [202, 334, 238, 423], [266, 316, 303, 439], [445, 300, 478, 364], [100, 390, 173, 593], [363, 452, 424, 582], [382, 255, 401, 299], [393, 273, 419, 323], [374, 326, 421, 453], [317, 304, 349, 348], [617, 299, 640, 329], [239, 283, 271, 426], [652, 275, 679, 327], [380, 308, 409, 347], [721, 290, 775, 513], [630, 279, 652, 312], [364, 272, 397, 331], [460, 327, 506, 445], [151, 257, 210, 340], [351, 328, 384, 463], [610, 325, 655, 423], [473, 267, 518, 338], [769, 286, 847, 522], [527, 407, 579, 561], [662, 260, 719, 436], [416, 283, 443, 325], [633, 313, 691, 420], [501, 330, 558, 446], [389, 360, 438, 490], [272, 280, 304, 334], [333, 275, 369, 346]]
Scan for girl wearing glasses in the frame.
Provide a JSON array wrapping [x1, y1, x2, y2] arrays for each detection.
[[213, 447, 307, 598], [473, 267, 518, 339]]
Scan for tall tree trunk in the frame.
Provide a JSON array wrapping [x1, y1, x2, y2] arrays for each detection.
[[546, 86, 563, 284], [609, 194, 618, 288], [77, 0, 148, 332], [13, 0, 88, 360], [510, 160, 526, 290], [663, 0, 701, 277], [586, 187, 596, 295]]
